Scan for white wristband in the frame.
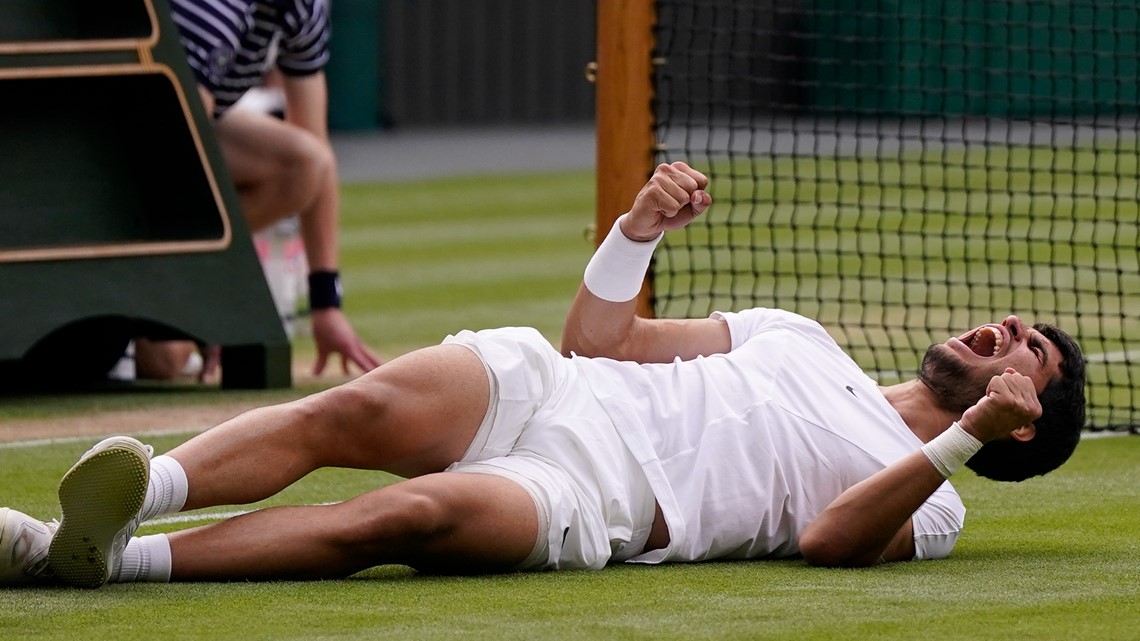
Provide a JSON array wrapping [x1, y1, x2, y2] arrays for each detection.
[[583, 214, 663, 302], [921, 422, 984, 479]]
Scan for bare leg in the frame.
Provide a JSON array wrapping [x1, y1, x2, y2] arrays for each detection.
[[214, 107, 338, 271], [165, 344, 489, 510], [133, 338, 197, 380], [168, 472, 539, 580], [213, 108, 330, 232]]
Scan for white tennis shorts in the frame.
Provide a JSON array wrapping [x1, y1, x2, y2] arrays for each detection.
[[442, 327, 657, 571]]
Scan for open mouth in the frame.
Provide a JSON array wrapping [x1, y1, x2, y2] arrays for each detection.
[[964, 326, 1004, 357]]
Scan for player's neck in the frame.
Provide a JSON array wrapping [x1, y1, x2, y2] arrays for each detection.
[[879, 379, 960, 443]]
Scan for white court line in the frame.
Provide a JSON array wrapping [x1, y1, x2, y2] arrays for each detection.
[[145, 503, 337, 528], [147, 510, 255, 526], [0, 427, 205, 450]]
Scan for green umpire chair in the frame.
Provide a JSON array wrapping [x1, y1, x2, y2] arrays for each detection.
[[0, 0, 290, 389]]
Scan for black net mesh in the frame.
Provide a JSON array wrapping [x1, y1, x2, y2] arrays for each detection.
[[651, 0, 1140, 431]]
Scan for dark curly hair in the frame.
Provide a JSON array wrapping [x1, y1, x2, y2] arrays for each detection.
[[965, 324, 1087, 482]]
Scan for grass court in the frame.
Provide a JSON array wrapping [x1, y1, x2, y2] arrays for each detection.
[[0, 169, 1137, 639]]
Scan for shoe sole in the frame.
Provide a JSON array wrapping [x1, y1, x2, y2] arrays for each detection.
[[48, 439, 149, 588]]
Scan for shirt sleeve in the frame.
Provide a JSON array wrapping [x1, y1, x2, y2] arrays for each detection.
[[911, 481, 966, 560], [276, 0, 331, 75], [712, 308, 828, 352]]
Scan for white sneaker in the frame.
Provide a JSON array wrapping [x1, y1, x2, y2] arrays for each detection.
[[47, 436, 152, 588], [0, 508, 58, 585]]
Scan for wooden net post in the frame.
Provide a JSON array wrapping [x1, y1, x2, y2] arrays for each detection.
[[593, 0, 657, 318]]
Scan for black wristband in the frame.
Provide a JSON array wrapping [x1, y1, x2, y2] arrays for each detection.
[[308, 270, 343, 310]]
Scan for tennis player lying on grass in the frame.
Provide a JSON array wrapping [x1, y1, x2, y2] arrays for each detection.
[[1, 162, 1086, 588]]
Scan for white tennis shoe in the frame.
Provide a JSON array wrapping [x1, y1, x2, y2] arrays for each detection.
[[47, 436, 152, 588], [0, 507, 58, 585]]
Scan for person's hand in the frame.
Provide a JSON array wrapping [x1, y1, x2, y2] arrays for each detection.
[[622, 162, 712, 241], [310, 308, 383, 376], [958, 368, 1042, 442]]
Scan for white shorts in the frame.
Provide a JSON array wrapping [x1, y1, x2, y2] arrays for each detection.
[[442, 327, 657, 571]]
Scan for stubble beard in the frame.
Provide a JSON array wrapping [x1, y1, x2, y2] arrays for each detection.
[[918, 344, 990, 414]]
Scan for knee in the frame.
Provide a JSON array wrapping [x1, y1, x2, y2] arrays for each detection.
[[334, 489, 456, 553], [280, 130, 335, 188], [377, 491, 453, 540], [304, 379, 394, 433], [289, 380, 401, 465]]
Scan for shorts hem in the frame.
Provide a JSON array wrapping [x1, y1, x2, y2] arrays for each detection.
[[445, 464, 551, 571]]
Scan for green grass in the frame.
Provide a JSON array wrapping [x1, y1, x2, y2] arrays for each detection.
[[0, 168, 1138, 639], [0, 434, 1136, 641]]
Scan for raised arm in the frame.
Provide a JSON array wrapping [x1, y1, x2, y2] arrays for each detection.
[[799, 368, 1042, 566], [561, 162, 730, 363]]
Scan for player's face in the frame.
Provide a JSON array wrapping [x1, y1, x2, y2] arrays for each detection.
[[919, 315, 1064, 413]]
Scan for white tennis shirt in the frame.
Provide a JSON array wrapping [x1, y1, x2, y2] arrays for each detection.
[[572, 307, 966, 563]]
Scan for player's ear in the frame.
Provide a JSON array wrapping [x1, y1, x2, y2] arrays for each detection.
[[1009, 423, 1036, 443]]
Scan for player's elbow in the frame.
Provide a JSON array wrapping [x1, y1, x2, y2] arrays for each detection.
[[798, 530, 876, 568], [798, 534, 845, 567], [559, 327, 591, 358], [560, 321, 637, 360], [560, 329, 595, 358]]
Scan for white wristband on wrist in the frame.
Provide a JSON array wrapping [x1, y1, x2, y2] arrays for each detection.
[[921, 421, 984, 479], [583, 214, 663, 302]]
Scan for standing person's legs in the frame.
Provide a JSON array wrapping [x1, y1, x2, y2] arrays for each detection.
[[214, 109, 341, 284], [213, 108, 334, 238], [131, 110, 338, 381], [214, 104, 379, 375]]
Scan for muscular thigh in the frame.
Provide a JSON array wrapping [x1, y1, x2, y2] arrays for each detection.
[[338, 471, 540, 574], [308, 344, 491, 477], [215, 111, 297, 175]]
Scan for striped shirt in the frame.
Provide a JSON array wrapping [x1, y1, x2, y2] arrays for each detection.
[[169, 0, 330, 114]]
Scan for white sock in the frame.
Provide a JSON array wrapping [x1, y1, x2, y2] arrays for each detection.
[[140, 455, 189, 522], [111, 534, 172, 583]]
